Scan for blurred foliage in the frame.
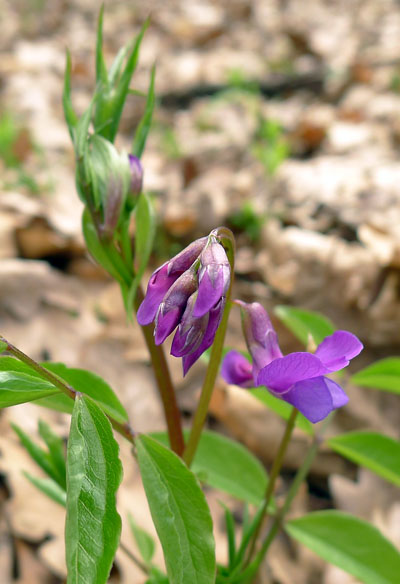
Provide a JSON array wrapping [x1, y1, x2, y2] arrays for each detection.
[[0, 110, 49, 195], [228, 202, 265, 243], [252, 116, 290, 176]]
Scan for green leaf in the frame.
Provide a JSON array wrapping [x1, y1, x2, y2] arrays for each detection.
[[63, 50, 78, 141], [286, 510, 400, 584], [328, 431, 400, 487], [152, 430, 268, 505], [351, 358, 400, 394], [0, 356, 128, 423], [127, 191, 156, 318], [0, 371, 59, 407], [128, 512, 156, 566], [219, 502, 236, 570], [0, 339, 8, 353], [274, 305, 335, 347], [66, 395, 122, 584], [97, 21, 149, 143], [95, 5, 108, 85], [145, 567, 169, 584], [136, 434, 216, 584], [250, 388, 314, 435], [38, 420, 66, 488], [12, 423, 58, 482], [23, 472, 67, 507], [44, 363, 128, 425], [132, 65, 156, 158]]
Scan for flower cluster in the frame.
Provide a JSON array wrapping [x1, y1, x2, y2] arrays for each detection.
[[221, 302, 363, 423], [137, 231, 231, 374]]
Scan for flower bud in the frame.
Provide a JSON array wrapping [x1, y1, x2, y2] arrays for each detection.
[[128, 154, 143, 196], [171, 292, 209, 357], [236, 301, 282, 379], [193, 240, 230, 318], [154, 269, 198, 345]]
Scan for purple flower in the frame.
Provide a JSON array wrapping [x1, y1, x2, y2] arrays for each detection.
[[221, 302, 363, 423], [137, 232, 231, 373], [128, 154, 143, 196]]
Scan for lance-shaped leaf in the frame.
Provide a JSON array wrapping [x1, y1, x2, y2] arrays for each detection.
[[38, 420, 66, 488], [132, 65, 156, 158], [95, 5, 108, 85], [274, 305, 335, 347], [95, 21, 149, 143], [136, 434, 216, 584], [351, 357, 400, 394], [23, 472, 67, 507], [328, 431, 400, 487], [286, 510, 400, 584], [128, 513, 155, 566], [152, 430, 268, 505], [63, 50, 78, 141], [66, 395, 122, 584], [0, 356, 128, 425], [0, 371, 59, 407]]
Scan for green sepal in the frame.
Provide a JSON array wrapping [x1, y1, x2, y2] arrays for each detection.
[[86, 134, 131, 219]]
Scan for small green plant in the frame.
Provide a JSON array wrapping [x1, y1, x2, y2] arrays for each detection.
[[252, 116, 290, 175], [228, 202, 265, 243]]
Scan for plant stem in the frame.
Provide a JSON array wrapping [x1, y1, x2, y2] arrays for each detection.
[[183, 228, 235, 467], [183, 299, 232, 466], [249, 414, 333, 581], [119, 541, 149, 575], [0, 336, 136, 444], [133, 287, 185, 457], [245, 407, 298, 565]]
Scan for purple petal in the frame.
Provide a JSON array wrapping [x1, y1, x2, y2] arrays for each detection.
[[315, 331, 363, 371], [167, 237, 207, 275], [182, 297, 225, 375], [221, 351, 254, 388], [154, 270, 197, 345], [193, 243, 230, 318], [171, 293, 209, 357], [154, 307, 181, 345], [236, 301, 283, 377], [279, 376, 348, 423], [137, 263, 178, 325], [257, 353, 330, 393]]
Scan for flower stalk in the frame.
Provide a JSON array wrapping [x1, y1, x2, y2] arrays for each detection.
[[183, 228, 235, 467], [245, 407, 299, 565]]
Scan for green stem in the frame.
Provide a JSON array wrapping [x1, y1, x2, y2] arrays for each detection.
[[245, 407, 298, 565], [249, 414, 333, 581], [0, 336, 136, 445], [119, 541, 149, 575], [183, 299, 232, 466], [133, 287, 185, 457]]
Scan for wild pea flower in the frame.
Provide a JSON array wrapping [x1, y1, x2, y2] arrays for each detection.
[[221, 301, 363, 423], [137, 231, 230, 373]]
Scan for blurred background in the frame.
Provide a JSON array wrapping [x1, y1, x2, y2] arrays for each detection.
[[0, 1, 399, 583]]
